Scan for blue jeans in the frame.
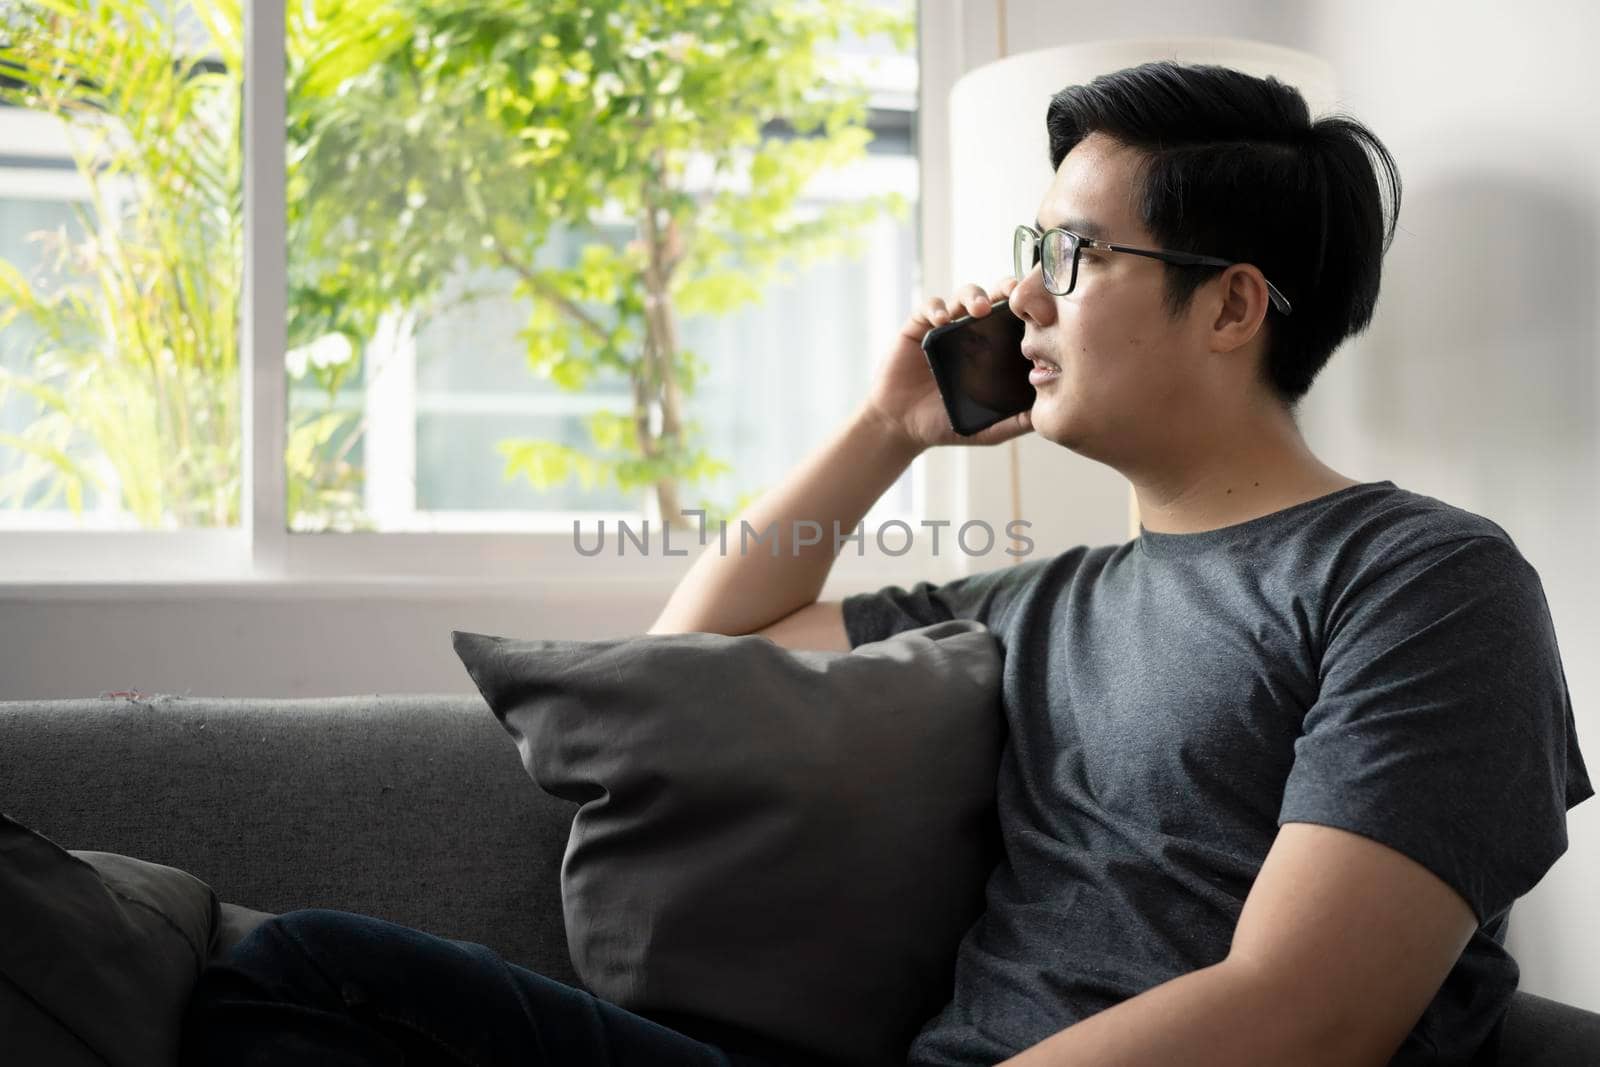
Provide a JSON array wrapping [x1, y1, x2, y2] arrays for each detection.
[[179, 908, 803, 1067]]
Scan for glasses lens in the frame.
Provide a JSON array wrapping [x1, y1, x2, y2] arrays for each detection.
[[1013, 226, 1038, 284], [1041, 229, 1074, 295]]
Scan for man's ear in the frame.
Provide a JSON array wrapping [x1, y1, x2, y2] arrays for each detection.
[[1208, 263, 1272, 354]]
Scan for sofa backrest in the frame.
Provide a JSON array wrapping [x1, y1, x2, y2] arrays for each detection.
[[0, 694, 580, 987]]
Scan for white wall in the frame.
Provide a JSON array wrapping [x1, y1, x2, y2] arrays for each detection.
[[964, 0, 1600, 1012], [1296, 0, 1600, 1008], [0, 579, 674, 698]]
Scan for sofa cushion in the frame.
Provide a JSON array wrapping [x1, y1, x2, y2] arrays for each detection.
[[0, 813, 219, 1067], [452, 619, 1006, 1067]]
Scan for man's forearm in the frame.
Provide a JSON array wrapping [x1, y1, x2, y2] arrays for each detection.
[[649, 404, 923, 636], [995, 958, 1359, 1067]]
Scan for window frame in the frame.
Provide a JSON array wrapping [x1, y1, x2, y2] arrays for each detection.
[[0, 0, 981, 592]]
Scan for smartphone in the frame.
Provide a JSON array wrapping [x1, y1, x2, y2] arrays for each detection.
[[920, 297, 1035, 436]]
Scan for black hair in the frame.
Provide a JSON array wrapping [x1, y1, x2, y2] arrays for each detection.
[[1044, 61, 1402, 411]]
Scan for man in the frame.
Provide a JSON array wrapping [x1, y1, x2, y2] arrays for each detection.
[[650, 61, 1593, 1066]]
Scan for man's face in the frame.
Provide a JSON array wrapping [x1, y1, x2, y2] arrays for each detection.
[[1009, 131, 1216, 466]]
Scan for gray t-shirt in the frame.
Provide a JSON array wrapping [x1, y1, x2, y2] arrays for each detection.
[[841, 479, 1593, 1067]]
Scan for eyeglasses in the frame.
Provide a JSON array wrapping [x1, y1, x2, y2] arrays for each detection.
[[1013, 223, 1294, 316]]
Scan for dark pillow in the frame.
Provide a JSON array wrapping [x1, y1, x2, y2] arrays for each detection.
[[452, 619, 1006, 1067], [0, 813, 218, 1067]]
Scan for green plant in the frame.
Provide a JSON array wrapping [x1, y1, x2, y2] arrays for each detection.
[[0, 0, 912, 531], [290, 0, 914, 529], [0, 0, 244, 525], [0, 0, 372, 529]]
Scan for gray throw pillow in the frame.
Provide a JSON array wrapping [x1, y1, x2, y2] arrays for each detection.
[[0, 813, 218, 1067], [451, 618, 1006, 1067]]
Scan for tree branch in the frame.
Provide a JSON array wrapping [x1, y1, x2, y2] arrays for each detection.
[[485, 231, 611, 345]]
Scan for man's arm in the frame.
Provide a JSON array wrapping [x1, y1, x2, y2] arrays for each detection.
[[648, 404, 921, 641], [995, 821, 1479, 1067], [749, 598, 852, 652]]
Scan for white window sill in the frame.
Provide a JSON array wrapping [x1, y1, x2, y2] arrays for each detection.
[[0, 525, 979, 600]]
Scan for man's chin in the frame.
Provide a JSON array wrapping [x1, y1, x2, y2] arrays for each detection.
[[1028, 395, 1083, 451], [1027, 389, 1062, 430]]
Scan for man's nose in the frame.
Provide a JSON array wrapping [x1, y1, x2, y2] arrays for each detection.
[[1008, 263, 1053, 326]]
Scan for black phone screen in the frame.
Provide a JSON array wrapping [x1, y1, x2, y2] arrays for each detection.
[[919, 297, 1034, 436]]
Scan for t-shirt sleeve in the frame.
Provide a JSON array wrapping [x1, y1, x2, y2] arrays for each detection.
[[839, 555, 1053, 650], [1278, 535, 1594, 926]]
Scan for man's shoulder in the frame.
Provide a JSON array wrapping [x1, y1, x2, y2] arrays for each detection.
[[1323, 482, 1522, 571], [1315, 484, 1547, 636]]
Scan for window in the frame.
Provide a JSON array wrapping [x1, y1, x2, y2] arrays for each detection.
[[0, 111, 100, 523], [284, 1, 921, 535], [0, 5, 241, 531], [0, 1, 937, 582]]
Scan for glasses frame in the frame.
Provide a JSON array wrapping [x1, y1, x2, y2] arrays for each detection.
[[1014, 223, 1294, 316]]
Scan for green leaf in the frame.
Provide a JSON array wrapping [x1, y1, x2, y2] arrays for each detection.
[[497, 439, 574, 489], [584, 409, 636, 453], [548, 357, 591, 391], [497, 437, 612, 493], [0, 431, 107, 493]]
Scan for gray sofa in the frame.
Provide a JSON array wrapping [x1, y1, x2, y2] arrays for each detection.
[[3, 692, 1598, 1066]]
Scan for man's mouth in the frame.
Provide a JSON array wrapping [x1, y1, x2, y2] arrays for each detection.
[[1021, 344, 1058, 370], [1022, 345, 1060, 380]]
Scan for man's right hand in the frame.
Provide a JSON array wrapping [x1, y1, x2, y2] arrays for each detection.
[[859, 276, 1034, 452]]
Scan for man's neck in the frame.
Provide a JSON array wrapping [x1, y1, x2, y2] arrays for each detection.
[[1129, 408, 1362, 536]]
